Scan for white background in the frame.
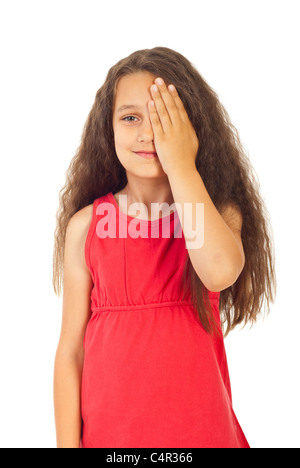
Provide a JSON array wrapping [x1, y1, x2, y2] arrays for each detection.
[[0, 0, 299, 448]]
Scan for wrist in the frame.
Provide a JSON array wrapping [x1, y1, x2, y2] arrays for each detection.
[[167, 163, 198, 181]]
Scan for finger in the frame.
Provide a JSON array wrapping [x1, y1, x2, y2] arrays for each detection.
[[168, 84, 190, 124], [150, 83, 172, 133], [154, 78, 181, 127], [148, 100, 164, 138]]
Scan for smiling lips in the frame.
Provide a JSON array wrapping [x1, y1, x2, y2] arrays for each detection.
[[135, 151, 158, 159]]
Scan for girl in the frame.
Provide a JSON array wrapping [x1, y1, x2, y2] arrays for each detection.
[[53, 47, 276, 448]]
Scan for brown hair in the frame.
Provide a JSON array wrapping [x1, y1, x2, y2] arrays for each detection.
[[52, 46, 276, 336]]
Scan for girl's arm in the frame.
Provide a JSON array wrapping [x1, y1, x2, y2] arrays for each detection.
[[54, 205, 93, 448], [167, 168, 245, 292], [148, 79, 245, 292]]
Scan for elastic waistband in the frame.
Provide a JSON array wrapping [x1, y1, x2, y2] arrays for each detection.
[[91, 298, 219, 315]]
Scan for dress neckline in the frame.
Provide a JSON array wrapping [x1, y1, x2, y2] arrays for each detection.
[[108, 192, 179, 225]]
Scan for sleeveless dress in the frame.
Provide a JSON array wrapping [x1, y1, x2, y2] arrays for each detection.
[[81, 192, 250, 448]]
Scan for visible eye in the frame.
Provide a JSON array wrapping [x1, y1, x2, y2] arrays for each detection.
[[122, 116, 139, 123]]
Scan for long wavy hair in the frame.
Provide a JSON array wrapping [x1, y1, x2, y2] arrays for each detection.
[[52, 46, 276, 336]]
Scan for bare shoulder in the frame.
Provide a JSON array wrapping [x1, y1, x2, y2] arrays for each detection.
[[67, 203, 94, 237], [65, 203, 94, 271], [219, 203, 243, 232], [219, 203, 245, 266]]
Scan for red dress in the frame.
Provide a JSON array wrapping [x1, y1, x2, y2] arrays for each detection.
[[81, 192, 250, 448]]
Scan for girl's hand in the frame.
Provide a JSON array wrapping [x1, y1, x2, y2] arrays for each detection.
[[149, 78, 199, 177]]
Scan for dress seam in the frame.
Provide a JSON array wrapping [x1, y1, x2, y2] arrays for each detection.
[[91, 299, 219, 314]]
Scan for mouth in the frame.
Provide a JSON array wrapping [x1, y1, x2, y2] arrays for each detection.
[[134, 151, 158, 159]]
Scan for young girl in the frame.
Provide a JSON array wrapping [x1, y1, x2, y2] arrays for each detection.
[[53, 47, 276, 448]]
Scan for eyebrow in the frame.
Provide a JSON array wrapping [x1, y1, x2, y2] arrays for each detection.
[[117, 105, 143, 113]]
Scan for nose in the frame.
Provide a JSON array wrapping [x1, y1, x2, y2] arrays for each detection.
[[137, 117, 154, 143]]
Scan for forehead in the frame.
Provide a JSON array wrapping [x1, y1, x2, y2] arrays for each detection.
[[113, 72, 157, 111]]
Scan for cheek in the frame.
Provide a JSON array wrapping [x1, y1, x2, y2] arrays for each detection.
[[114, 126, 135, 150], [113, 130, 135, 166]]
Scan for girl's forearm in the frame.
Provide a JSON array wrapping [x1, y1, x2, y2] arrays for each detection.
[[53, 350, 84, 448], [167, 167, 244, 291]]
